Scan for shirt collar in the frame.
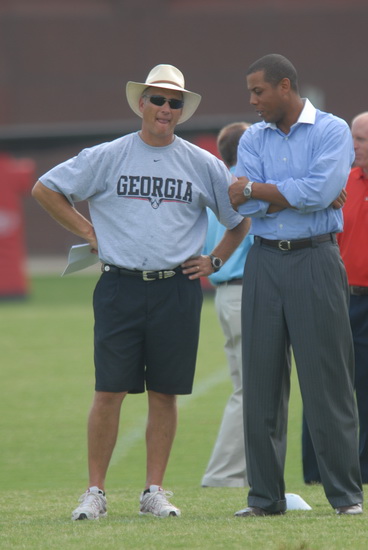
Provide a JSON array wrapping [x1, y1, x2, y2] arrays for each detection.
[[297, 98, 316, 124], [356, 167, 368, 181], [266, 98, 317, 130]]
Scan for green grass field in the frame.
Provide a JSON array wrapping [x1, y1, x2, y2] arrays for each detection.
[[1, 275, 366, 549]]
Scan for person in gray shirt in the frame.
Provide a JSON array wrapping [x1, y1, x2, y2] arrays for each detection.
[[32, 64, 248, 520]]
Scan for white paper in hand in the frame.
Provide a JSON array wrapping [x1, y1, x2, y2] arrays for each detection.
[[61, 243, 99, 276]]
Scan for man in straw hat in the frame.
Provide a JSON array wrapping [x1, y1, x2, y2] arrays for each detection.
[[32, 64, 249, 520]]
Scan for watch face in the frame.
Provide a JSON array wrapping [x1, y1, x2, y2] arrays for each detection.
[[244, 182, 253, 198], [211, 256, 223, 270]]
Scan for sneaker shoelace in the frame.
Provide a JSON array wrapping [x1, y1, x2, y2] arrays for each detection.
[[79, 490, 105, 513], [143, 489, 175, 513]]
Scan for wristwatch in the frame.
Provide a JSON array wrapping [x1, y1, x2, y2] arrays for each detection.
[[209, 254, 223, 272], [243, 181, 254, 199]]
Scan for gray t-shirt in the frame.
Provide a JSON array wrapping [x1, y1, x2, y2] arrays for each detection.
[[40, 132, 242, 270]]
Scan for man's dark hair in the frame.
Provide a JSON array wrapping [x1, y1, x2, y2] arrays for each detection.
[[247, 54, 299, 93]]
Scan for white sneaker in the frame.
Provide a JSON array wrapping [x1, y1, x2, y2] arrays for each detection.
[[71, 486, 107, 520], [139, 485, 181, 517]]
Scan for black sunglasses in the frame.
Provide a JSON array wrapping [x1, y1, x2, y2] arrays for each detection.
[[143, 94, 184, 110]]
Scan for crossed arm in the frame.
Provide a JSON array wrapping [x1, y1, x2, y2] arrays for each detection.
[[228, 177, 347, 213]]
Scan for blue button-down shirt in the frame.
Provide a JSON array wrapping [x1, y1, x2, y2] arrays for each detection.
[[235, 99, 354, 239]]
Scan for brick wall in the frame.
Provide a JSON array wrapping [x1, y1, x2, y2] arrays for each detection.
[[0, 0, 367, 255]]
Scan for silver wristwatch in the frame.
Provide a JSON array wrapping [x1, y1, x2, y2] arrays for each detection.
[[243, 181, 254, 199], [209, 254, 223, 272]]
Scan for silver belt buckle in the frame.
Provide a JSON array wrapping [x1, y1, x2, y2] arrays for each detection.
[[142, 270, 176, 281], [278, 240, 291, 251], [143, 270, 156, 281]]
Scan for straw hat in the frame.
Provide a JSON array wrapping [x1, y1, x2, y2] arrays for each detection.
[[126, 64, 202, 124]]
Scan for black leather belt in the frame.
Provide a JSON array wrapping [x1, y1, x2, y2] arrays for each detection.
[[255, 233, 334, 251], [218, 278, 243, 286], [350, 286, 368, 296], [102, 264, 179, 281]]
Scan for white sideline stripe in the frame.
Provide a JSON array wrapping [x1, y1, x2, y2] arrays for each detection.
[[110, 367, 228, 465]]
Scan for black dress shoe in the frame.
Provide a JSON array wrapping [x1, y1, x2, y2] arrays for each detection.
[[234, 506, 285, 517], [335, 504, 363, 515]]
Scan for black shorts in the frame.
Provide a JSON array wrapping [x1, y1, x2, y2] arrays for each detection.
[[93, 269, 203, 394]]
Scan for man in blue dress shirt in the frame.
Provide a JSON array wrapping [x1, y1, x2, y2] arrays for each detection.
[[229, 53, 363, 517]]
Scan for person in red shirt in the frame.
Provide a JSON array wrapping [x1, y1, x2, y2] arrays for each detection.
[[0, 153, 35, 300], [302, 111, 368, 483]]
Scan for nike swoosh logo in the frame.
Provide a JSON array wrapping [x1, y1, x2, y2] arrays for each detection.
[[153, 159, 161, 162]]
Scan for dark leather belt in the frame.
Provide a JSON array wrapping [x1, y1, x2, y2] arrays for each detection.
[[102, 264, 179, 281], [255, 233, 334, 251], [350, 286, 368, 296], [218, 278, 243, 286]]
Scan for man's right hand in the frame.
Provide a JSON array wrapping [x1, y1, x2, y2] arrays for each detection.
[[331, 188, 347, 209], [229, 177, 249, 210]]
